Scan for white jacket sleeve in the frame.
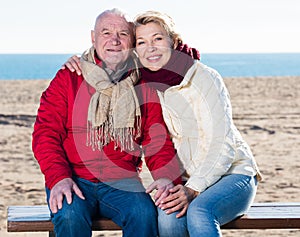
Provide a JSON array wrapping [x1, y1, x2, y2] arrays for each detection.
[[185, 64, 237, 193]]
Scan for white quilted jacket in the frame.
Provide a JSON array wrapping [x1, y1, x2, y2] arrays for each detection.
[[157, 61, 261, 193]]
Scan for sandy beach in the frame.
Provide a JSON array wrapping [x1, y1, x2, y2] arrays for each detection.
[[0, 76, 299, 236]]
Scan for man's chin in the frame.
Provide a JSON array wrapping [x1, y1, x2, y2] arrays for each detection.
[[105, 58, 127, 70]]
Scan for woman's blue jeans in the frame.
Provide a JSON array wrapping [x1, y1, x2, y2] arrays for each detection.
[[158, 174, 257, 237], [46, 178, 158, 237]]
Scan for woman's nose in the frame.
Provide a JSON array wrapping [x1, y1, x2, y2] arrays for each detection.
[[146, 43, 156, 52]]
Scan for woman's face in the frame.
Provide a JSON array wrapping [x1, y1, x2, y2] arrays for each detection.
[[135, 22, 172, 71]]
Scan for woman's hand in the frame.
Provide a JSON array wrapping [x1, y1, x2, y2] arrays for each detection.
[[159, 185, 199, 218], [146, 178, 174, 206], [61, 55, 82, 75]]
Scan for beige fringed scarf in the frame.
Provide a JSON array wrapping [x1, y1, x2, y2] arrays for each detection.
[[80, 47, 141, 151]]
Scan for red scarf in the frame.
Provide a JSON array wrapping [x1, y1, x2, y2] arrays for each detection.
[[140, 43, 200, 91]]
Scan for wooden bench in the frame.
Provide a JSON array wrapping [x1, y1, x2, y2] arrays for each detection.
[[7, 203, 300, 236]]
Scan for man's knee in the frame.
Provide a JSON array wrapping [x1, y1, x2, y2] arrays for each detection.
[[52, 201, 91, 227], [121, 193, 157, 228], [130, 194, 157, 220], [49, 193, 94, 230]]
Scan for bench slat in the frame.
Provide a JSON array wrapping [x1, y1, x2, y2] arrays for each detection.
[[7, 205, 121, 232], [7, 203, 300, 232]]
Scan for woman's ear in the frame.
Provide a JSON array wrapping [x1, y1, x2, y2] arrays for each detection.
[[173, 38, 179, 49]]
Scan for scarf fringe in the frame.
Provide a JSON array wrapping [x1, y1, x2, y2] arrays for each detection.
[[81, 46, 141, 152], [86, 116, 141, 151]]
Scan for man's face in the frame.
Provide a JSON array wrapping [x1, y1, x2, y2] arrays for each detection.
[[92, 13, 133, 71]]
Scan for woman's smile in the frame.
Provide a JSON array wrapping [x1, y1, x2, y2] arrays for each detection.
[[135, 22, 172, 71]]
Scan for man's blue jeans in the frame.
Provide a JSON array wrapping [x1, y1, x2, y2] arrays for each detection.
[[46, 178, 158, 237], [158, 174, 257, 237]]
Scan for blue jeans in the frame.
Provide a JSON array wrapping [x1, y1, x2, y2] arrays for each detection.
[[158, 174, 257, 237], [46, 178, 158, 237]]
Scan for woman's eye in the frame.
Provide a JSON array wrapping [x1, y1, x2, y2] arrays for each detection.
[[137, 41, 145, 46], [154, 37, 163, 41]]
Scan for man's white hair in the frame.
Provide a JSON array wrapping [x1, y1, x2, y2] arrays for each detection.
[[94, 8, 132, 29]]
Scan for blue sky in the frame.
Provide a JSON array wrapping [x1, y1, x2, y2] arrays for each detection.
[[1, 0, 299, 53]]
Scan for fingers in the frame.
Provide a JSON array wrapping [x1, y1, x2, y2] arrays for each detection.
[[48, 178, 85, 213], [49, 190, 63, 213], [161, 185, 181, 204], [73, 183, 85, 200], [161, 196, 182, 211], [168, 184, 181, 193], [158, 184, 190, 216], [146, 180, 158, 193], [154, 187, 164, 201], [64, 189, 73, 205], [154, 188, 169, 206], [70, 55, 81, 75], [73, 55, 80, 63], [146, 178, 174, 194], [159, 192, 177, 207], [49, 194, 58, 213], [176, 205, 188, 218], [61, 55, 82, 75], [163, 198, 187, 216]]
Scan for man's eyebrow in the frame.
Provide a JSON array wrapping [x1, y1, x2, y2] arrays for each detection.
[[120, 29, 130, 33], [99, 28, 130, 33], [100, 28, 110, 32]]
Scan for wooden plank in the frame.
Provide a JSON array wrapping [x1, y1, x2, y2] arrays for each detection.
[[7, 219, 122, 232], [223, 203, 300, 229], [91, 219, 121, 231], [8, 206, 51, 222], [7, 203, 300, 232], [223, 218, 300, 229], [8, 220, 54, 232], [7, 205, 121, 232]]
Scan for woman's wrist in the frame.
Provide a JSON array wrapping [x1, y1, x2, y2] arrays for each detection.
[[186, 187, 199, 200]]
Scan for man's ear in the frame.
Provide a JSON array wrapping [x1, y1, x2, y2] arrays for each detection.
[[91, 30, 95, 46]]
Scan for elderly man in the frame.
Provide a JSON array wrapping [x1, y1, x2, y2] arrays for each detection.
[[32, 9, 181, 237]]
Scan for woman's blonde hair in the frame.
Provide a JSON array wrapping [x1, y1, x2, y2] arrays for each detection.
[[134, 11, 182, 48]]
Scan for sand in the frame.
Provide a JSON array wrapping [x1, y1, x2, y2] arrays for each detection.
[[0, 76, 299, 236]]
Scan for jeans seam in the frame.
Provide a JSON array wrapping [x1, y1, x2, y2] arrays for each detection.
[[98, 193, 125, 226], [210, 175, 253, 223]]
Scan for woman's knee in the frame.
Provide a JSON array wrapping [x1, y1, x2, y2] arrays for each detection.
[[187, 198, 214, 225], [158, 208, 188, 237]]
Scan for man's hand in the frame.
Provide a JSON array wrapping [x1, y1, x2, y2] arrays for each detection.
[[49, 178, 85, 213], [146, 178, 174, 206], [61, 55, 82, 75], [159, 185, 198, 218]]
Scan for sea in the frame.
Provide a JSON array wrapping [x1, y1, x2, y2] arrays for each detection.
[[0, 53, 300, 80]]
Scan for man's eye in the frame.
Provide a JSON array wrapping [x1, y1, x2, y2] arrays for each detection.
[[154, 37, 163, 41], [102, 31, 110, 36], [120, 32, 129, 37]]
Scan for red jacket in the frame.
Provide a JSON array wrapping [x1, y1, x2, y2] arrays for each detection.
[[32, 68, 181, 189]]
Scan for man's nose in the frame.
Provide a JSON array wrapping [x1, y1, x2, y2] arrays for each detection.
[[111, 33, 121, 45]]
